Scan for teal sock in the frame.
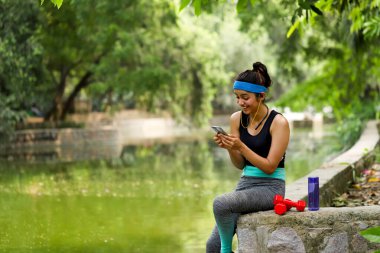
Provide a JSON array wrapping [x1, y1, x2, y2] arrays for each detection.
[[216, 213, 238, 253], [218, 225, 233, 253], [214, 203, 239, 253]]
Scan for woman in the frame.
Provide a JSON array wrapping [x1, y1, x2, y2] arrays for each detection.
[[206, 62, 290, 253]]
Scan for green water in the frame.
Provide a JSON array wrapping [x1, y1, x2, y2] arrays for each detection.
[[0, 127, 341, 252]]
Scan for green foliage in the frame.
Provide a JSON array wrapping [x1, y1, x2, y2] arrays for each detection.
[[0, 0, 233, 134], [275, 55, 378, 120], [273, 28, 379, 147], [0, 0, 47, 135], [3, 0, 380, 136], [41, 0, 63, 8], [359, 226, 380, 245], [31, 0, 229, 126], [363, 16, 380, 39], [336, 115, 364, 149], [0, 95, 27, 138], [273, 0, 380, 40], [0, 0, 43, 98], [179, 0, 192, 12], [274, 48, 378, 147]]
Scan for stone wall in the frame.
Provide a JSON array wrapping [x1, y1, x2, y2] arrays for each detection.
[[0, 128, 121, 162], [237, 206, 380, 253], [237, 120, 380, 253], [0, 116, 197, 162]]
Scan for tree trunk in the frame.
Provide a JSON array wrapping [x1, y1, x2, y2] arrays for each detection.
[[191, 66, 203, 117], [44, 67, 70, 121], [60, 71, 92, 120]]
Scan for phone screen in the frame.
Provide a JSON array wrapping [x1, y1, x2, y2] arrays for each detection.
[[211, 126, 227, 135]]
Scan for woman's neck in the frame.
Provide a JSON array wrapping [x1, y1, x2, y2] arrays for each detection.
[[251, 104, 268, 122], [251, 104, 269, 130]]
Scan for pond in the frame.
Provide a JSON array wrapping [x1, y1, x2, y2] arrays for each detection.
[[0, 126, 341, 252]]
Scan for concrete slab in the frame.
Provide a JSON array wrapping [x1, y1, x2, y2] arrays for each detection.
[[285, 120, 379, 202]]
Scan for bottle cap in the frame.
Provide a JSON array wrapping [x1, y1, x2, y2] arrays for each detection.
[[308, 177, 319, 183]]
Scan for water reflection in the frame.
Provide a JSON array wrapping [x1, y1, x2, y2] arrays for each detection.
[[0, 126, 341, 252]]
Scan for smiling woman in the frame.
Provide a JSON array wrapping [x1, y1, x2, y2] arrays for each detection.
[[208, 62, 290, 253]]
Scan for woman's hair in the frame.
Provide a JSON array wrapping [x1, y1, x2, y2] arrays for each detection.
[[235, 62, 272, 88]]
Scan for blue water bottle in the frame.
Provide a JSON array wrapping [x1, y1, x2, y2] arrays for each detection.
[[308, 177, 319, 211]]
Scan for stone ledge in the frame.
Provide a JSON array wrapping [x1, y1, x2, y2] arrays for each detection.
[[237, 206, 380, 253], [238, 206, 380, 227]]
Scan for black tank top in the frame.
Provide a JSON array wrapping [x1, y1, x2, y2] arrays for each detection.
[[239, 110, 285, 168]]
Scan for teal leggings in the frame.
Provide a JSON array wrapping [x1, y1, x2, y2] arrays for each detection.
[[206, 176, 285, 253]]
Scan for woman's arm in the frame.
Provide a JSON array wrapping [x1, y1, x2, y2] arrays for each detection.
[[213, 111, 245, 170]]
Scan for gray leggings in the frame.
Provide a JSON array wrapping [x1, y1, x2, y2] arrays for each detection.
[[206, 176, 285, 253]]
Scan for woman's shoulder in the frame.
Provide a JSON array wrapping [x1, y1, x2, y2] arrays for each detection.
[[230, 110, 242, 132], [271, 110, 289, 128], [230, 110, 242, 121]]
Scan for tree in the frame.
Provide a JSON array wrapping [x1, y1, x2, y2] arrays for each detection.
[[1, 0, 232, 136], [183, 1, 380, 110], [0, 0, 45, 137], [274, 1, 380, 117], [38, 0, 178, 120], [37, 0, 230, 126]]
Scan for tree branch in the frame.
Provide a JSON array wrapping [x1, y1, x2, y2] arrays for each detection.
[[60, 71, 93, 120]]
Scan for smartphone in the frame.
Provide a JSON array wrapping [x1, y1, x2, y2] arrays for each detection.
[[211, 126, 228, 135]]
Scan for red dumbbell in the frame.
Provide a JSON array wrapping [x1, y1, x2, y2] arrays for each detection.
[[274, 203, 288, 215], [273, 195, 289, 215], [273, 194, 306, 215], [283, 198, 306, 212], [273, 195, 290, 209]]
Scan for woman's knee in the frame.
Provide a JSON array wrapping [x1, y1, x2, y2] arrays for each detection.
[[213, 194, 230, 215]]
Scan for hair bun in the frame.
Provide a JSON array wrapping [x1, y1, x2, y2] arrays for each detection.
[[252, 62, 266, 74], [252, 61, 271, 87]]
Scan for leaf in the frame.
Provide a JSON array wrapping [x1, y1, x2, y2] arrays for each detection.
[[52, 0, 63, 9], [297, 7, 303, 17], [363, 17, 380, 39], [193, 0, 201, 16], [237, 0, 248, 12], [360, 226, 380, 243], [298, 0, 310, 9], [179, 0, 192, 12], [287, 19, 300, 38], [41, 0, 45, 5], [371, 0, 380, 9], [310, 4, 323, 15], [332, 196, 347, 207]]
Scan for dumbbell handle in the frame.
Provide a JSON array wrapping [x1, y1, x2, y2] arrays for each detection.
[[284, 199, 306, 211]]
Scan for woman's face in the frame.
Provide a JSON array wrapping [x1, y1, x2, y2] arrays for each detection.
[[234, 89, 260, 114]]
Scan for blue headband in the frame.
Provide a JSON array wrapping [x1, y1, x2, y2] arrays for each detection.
[[233, 81, 267, 93]]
